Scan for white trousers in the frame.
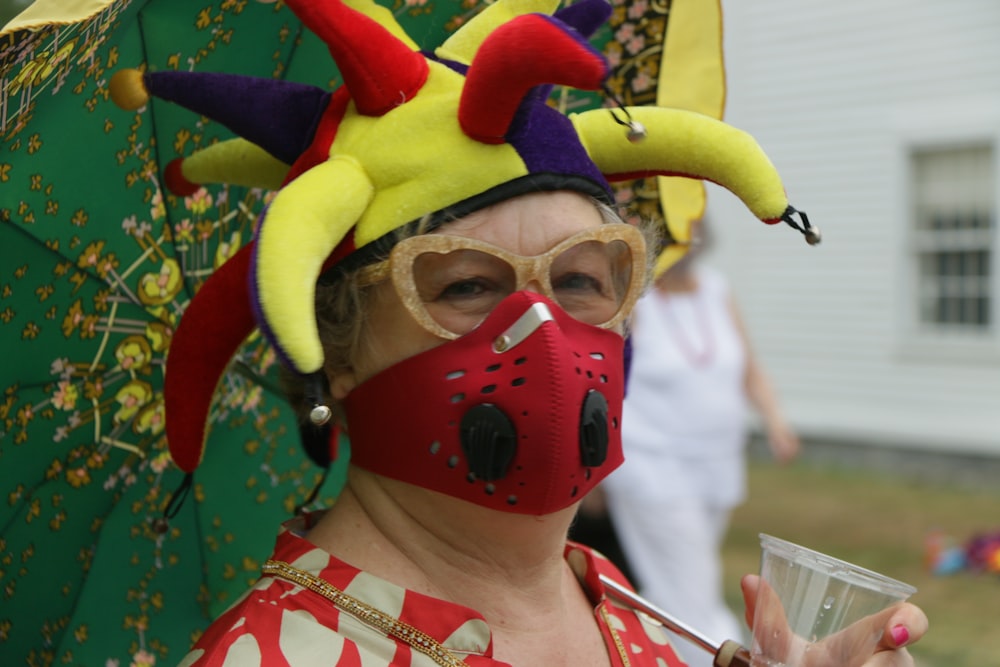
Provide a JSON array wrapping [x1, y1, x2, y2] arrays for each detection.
[[606, 495, 746, 667]]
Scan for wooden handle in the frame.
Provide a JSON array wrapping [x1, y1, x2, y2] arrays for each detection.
[[713, 639, 752, 667]]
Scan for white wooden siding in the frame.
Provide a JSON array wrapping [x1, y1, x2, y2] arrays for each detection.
[[703, 0, 1000, 454]]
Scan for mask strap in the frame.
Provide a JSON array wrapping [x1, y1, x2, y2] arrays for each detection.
[[152, 472, 194, 534], [295, 465, 331, 516], [305, 371, 333, 425]]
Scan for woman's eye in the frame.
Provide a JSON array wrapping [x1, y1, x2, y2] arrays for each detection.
[[438, 278, 495, 300], [552, 272, 607, 295], [415, 249, 511, 305]]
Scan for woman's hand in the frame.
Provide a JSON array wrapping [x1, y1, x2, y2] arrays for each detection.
[[741, 574, 928, 667], [765, 420, 800, 464]]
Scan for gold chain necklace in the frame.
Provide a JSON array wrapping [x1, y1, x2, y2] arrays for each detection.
[[262, 558, 631, 667], [600, 605, 632, 667], [263, 559, 469, 666]]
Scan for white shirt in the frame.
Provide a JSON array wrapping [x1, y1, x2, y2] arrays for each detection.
[[607, 266, 749, 506]]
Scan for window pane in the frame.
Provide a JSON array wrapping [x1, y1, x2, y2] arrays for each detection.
[[912, 144, 994, 331]]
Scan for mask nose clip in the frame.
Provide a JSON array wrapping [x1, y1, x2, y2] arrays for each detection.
[[579, 389, 610, 467], [492, 301, 554, 353]]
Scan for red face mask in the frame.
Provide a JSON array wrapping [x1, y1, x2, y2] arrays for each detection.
[[343, 291, 626, 515]]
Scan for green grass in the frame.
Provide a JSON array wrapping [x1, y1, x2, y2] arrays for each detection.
[[721, 460, 1000, 667]]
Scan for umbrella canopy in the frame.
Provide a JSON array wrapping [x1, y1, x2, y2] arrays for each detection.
[[0, 1, 725, 665], [0, 2, 356, 664]]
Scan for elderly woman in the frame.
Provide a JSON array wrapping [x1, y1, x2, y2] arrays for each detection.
[[112, 0, 927, 665]]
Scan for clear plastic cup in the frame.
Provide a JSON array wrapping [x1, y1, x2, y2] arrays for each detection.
[[750, 534, 917, 667]]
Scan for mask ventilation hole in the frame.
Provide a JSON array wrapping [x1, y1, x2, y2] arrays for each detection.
[[459, 404, 517, 481], [589, 352, 605, 360], [446, 370, 466, 380]]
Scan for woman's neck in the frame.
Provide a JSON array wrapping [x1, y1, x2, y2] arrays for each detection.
[[307, 467, 578, 611], [307, 467, 612, 666]]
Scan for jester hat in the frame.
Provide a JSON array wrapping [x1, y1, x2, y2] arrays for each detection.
[[110, 0, 813, 473]]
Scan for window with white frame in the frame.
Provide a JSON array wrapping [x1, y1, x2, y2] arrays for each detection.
[[911, 144, 994, 333]]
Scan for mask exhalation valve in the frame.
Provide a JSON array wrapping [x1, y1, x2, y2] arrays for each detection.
[[579, 389, 610, 467], [459, 403, 518, 481]]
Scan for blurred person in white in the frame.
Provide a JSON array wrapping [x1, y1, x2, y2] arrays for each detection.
[[603, 218, 800, 667]]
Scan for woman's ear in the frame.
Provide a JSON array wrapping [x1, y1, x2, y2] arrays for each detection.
[[326, 368, 358, 401]]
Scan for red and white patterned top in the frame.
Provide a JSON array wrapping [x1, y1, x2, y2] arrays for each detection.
[[177, 514, 689, 667]]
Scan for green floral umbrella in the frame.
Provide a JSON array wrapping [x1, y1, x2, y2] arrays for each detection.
[[0, 0, 714, 665], [0, 2, 354, 665]]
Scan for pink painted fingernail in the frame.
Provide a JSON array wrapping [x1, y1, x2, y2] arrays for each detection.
[[890, 624, 910, 646]]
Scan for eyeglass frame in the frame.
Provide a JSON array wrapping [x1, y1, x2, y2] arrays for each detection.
[[356, 222, 648, 340]]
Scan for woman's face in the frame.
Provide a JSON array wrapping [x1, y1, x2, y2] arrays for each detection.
[[341, 191, 608, 392]]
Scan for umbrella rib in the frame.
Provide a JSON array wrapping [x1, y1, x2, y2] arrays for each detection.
[[280, 15, 306, 83], [134, 4, 199, 311], [0, 218, 175, 344], [1, 217, 175, 333], [1, 217, 108, 286]]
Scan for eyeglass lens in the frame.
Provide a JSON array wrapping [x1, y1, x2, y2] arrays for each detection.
[[409, 239, 635, 336]]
